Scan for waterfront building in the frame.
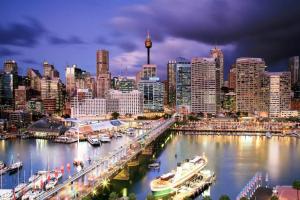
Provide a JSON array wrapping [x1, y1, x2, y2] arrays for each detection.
[[8, 110, 31, 128], [41, 77, 64, 114], [235, 57, 266, 113], [27, 68, 42, 92], [167, 60, 176, 107], [71, 89, 106, 118], [175, 57, 191, 113], [191, 57, 217, 114], [263, 72, 291, 118], [210, 47, 224, 112], [107, 89, 143, 115], [28, 118, 65, 137], [96, 50, 111, 98], [288, 56, 299, 87], [280, 110, 298, 118], [43, 61, 59, 79], [229, 64, 236, 91], [138, 77, 164, 112], [14, 86, 27, 110], [4, 60, 18, 75]]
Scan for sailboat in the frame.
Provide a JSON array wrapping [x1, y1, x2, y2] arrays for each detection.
[[8, 155, 23, 174]]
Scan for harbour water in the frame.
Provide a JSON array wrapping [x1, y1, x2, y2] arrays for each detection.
[[111, 132, 300, 199], [1, 132, 300, 199]]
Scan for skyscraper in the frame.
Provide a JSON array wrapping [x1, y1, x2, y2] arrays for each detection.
[[236, 58, 266, 113], [27, 68, 42, 92], [43, 61, 59, 79], [191, 57, 217, 114], [145, 31, 152, 64], [4, 60, 18, 75], [288, 56, 299, 87], [142, 64, 157, 78], [96, 50, 111, 98], [229, 64, 236, 91], [96, 50, 109, 77], [175, 57, 191, 113], [167, 60, 176, 107], [210, 47, 224, 112]]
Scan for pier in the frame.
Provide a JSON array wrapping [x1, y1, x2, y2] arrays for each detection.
[[35, 117, 175, 200]]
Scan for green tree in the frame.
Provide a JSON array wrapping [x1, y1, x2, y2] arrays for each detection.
[[146, 194, 155, 200], [183, 197, 192, 200], [219, 195, 230, 200], [270, 196, 279, 200], [293, 180, 300, 200], [128, 193, 136, 200], [111, 112, 120, 119], [203, 196, 212, 200], [240, 197, 248, 200], [108, 192, 118, 200]]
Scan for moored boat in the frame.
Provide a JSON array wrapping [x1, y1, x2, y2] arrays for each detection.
[[87, 136, 101, 146], [150, 154, 207, 197], [45, 179, 58, 190], [8, 161, 23, 173], [14, 183, 27, 193], [53, 136, 77, 144], [99, 135, 111, 143]]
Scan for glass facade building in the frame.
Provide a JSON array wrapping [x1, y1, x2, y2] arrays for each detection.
[[175, 58, 191, 113]]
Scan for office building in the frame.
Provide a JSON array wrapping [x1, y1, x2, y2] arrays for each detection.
[[191, 57, 217, 114], [175, 57, 191, 113], [142, 64, 157, 79], [119, 78, 135, 93], [236, 58, 266, 113], [4, 60, 18, 75], [96, 50, 111, 98], [138, 77, 164, 112], [289, 56, 299, 87], [229, 64, 236, 90], [43, 61, 59, 79], [167, 60, 176, 107], [15, 86, 27, 110], [27, 68, 42, 92]]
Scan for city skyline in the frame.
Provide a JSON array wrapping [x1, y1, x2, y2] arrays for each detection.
[[1, 0, 300, 81]]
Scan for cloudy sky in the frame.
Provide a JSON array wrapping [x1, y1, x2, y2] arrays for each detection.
[[0, 0, 299, 81]]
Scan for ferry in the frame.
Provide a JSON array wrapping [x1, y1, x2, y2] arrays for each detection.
[[150, 155, 207, 197], [54, 136, 77, 144], [99, 135, 111, 143], [87, 136, 101, 146]]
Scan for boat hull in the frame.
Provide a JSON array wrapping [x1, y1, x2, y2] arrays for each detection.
[[152, 187, 173, 197]]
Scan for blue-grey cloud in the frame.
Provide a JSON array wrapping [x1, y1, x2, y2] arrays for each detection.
[[48, 35, 84, 45], [0, 18, 46, 47], [0, 47, 21, 56], [21, 59, 40, 65]]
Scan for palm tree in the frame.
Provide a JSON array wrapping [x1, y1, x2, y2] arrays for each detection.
[[219, 195, 230, 200], [293, 180, 300, 200], [108, 192, 118, 200], [270, 196, 279, 200], [203, 196, 212, 200], [146, 194, 155, 200], [128, 193, 137, 200]]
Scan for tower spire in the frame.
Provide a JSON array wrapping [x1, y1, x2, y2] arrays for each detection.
[[145, 30, 152, 64]]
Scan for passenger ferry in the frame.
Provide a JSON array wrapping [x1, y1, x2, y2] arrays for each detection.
[[87, 136, 101, 146], [150, 154, 207, 197], [99, 134, 111, 143]]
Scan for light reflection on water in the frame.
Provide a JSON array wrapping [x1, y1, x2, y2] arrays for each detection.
[[119, 134, 300, 200]]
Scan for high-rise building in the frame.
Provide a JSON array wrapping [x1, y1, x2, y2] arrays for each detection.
[[191, 57, 217, 114], [210, 47, 224, 112], [96, 50, 109, 76], [263, 72, 291, 118], [43, 61, 59, 79], [41, 77, 64, 114], [96, 50, 111, 98], [119, 78, 135, 93], [142, 64, 157, 78], [229, 64, 236, 91], [236, 58, 266, 113], [15, 86, 27, 110], [4, 60, 18, 75], [175, 57, 191, 112], [162, 80, 169, 106], [167, 60, 176, 107], [289, 56, 299, 87], [138, 77, 164, 112], [65, 64, 91, 96], [145, 31, 152, 64], [27, 68, 42, 92]]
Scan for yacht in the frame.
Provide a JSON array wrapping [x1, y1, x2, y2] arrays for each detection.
[[8, 161, 23, 173], [45, 179, 58, 190], [150, 155, 207, 197], [14, 183, 27, 193], [99, 135, 111, 143], [28, 174, 40, 183], [87, 136, 101, 146]]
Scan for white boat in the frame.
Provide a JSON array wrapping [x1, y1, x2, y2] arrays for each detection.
[[0, 190, 12, 200], [15, 183, 27, 193], [99, 135, 111, 143], [0, 160, 5, 169], [22, 190, 44, 200], [54, 136, 77, 144], [45, 179, 58, 190], [150, 155, 207, 197], [115, 132, 123, 138], [28, 174, 40, 183], [266, 131, 272, 138], [0, 167, 8, 175], [8, 161, 23, 173], [148, 162, 160, 169], [87, 136, 101, 146]]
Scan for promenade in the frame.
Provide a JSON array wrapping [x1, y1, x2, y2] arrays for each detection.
[[36, 117, 175, 200]]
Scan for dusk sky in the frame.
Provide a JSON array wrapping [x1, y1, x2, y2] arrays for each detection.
[[0, 0, 299, 81]]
